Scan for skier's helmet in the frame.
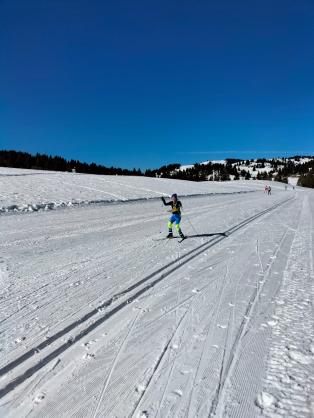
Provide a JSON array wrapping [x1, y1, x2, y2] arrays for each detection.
[[171, 193, 178, 200]]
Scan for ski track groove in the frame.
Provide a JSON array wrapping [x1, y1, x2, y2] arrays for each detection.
[[1, 237, 163, 361], [153, 306, 192, 418], [206, 260, 249, 417], [0, 250, 114, 311], [185, 263, 230, 418], [129, 306, 191, 418], [209, 226, 290, 417], [0, 196, 294, 401], [91, 311, 140, 418], [252, 195, 314, 418], [256, 237, 265, 274], [134, 274, 226, 418], [125, 279, 215, 417], [138, 277, 222, 338], [215, 203, 300, 418]]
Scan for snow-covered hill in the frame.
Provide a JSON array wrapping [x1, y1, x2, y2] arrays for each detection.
[[1, 170, 313, 417], [0, 166, 289, 214], [178, 156, 314, 183]]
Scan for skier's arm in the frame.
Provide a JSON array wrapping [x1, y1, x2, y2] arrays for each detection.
[[161, 197, 172, 206]]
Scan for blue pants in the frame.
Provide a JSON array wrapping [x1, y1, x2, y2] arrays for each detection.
[[168, 214, 181, 232]]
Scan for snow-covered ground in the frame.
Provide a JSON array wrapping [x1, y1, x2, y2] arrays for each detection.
[[288, 176, 299, 187], [0, 167, 289, 214], [1, 172, 313, 417]]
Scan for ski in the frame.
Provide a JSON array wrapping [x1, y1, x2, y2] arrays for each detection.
[[152, 236, 180, 242]]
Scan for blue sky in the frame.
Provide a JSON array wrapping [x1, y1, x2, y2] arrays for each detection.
[[1, 0, 313, 169]]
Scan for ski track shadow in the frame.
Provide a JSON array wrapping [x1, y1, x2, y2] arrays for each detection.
[[188, 233, 228, 238]]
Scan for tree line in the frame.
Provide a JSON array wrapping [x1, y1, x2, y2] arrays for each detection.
[[0, 150, 142, 176], [1, 150, 313, 188]]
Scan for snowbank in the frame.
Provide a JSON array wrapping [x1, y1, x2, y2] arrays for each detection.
[[0, 167, 289, 214]]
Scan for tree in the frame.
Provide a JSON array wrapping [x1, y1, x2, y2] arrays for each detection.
[[298, 173, 314, 188], [0, 150, 144, 177]]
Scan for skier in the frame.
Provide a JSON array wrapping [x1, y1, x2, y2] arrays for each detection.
[[264, 185, 268, 194], [268, 185, 272, 195], [161, 194, 185, 239]]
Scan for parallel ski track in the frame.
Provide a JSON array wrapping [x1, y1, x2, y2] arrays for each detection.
[[92, 311, 140, 418], [185, 264, 231, 418], [129, 275, 221, 418], [128, 308, 190, 418], [0, 196, 294, 400], [208, 226, 290, 417]]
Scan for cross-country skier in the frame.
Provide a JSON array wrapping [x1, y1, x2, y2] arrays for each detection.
[[161, 194, 185, 239]]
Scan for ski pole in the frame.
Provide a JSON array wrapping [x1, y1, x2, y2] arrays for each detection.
[[185, 213, 199, 235]]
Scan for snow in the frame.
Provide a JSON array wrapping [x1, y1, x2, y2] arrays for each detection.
[[256, 391, 277, 409], [178, 160, 226, 171], [178, 164, 194, 171], [0, 171, 313, 417], [288, 176, 299, 186], [0, 166, 287, 214], [208, 159, 226, 165], [178, 157, 314, 181], [255, 195, 314, 417]]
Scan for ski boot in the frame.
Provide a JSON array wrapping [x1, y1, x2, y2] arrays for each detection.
[[166, 231, 173, 238]]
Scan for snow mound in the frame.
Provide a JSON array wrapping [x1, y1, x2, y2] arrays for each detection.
[[256, 391, 277, 409], [0, 167, 287, 214]]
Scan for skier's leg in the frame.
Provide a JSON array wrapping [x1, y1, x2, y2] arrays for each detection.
[[175, 216, 184, 238], [175, 223, 184, 237], [167, 216, 174, 237]]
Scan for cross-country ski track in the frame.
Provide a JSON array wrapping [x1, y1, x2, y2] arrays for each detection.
[[1, 187, 313, 417]]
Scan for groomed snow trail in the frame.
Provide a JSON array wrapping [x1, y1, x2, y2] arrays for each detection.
[[1, 189, 313, 417], [254, 194, 314, 417]]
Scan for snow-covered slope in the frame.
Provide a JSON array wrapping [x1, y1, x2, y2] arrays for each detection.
[[0, 167, 290, 213], [178, 156, 314, 181], [0, 178, 313, 417]]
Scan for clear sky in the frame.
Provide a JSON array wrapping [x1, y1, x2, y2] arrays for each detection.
[[1, 0, 313, 169]]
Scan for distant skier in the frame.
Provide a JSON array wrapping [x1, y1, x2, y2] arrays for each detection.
[[264, 185, 268, 194], [268, 186, 272, 195], [161, 194, 185, 239]]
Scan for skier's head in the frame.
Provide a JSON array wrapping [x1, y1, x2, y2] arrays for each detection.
[[171, 193, 178, 202]]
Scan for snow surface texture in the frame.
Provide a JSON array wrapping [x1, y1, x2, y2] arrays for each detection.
[[0, 171, 313, 418], [255, 195, 314, 417], [0, 167, 288, 214]]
